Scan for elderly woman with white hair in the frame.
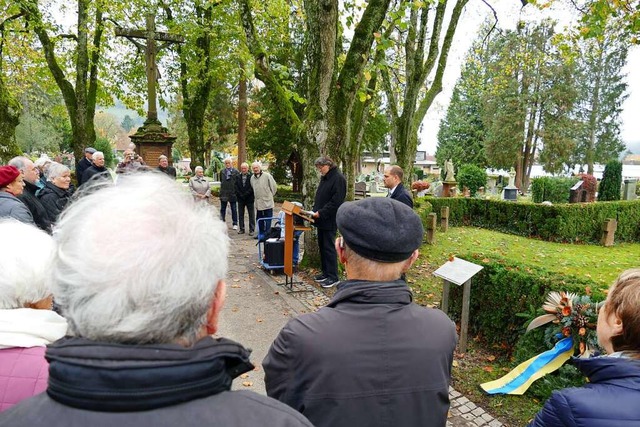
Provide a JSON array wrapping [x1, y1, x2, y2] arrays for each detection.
[[189, 165, 210, 203], [0, 220, 67, 411], [0, 174, 312, 427], [37, 162, 74, 225]]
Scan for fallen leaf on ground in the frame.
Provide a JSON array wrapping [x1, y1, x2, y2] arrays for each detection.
[[231, 307, 239, 312], [231, 284, 241, 288], [242, 381, 253, 387], [240, 373, 249, 379], [452, 360, 459, 367], [233, 278, 240, 282], [256, 318, 263, 323], [486, 355, 496, 361], [483, 366, 493, 373]]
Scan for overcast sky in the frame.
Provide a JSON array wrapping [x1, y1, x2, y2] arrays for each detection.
[[418, 1, 640, 155]]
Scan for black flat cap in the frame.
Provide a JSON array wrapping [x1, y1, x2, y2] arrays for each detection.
[[337, 197, 423, 263]]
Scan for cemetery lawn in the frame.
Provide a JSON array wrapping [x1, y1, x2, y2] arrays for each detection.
[[407, 226, 640, 426]]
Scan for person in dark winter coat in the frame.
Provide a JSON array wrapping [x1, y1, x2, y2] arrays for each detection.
[[528, 268, 640, 427], [219, 158, 239, 230], [264, 197, 457, 427], [38, 162, 73, 225], [0, 174, 313, 427], [156, 155, 177, 178], [311, 156, 346, 288], [0, 165, 33, 224], [235, 162, 255, 235], [8, 157, 51, 231], [81, 151, 111, 185], [384, 165, 413, 208], [75, 147, 96, 186]]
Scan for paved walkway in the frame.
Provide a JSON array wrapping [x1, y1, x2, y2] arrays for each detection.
[[214, 201, 503, 427]]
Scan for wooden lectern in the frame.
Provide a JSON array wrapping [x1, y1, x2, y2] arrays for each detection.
[[280, 201, 313, 291]]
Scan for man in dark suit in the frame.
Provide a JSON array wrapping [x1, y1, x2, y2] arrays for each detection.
[[76, 147, 96, 186], [235, 162, 255, 235], [383, 165, 413, 208]]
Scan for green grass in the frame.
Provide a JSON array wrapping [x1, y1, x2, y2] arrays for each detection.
[[405, 226, 640, 426], [408, 226, 640, 308]]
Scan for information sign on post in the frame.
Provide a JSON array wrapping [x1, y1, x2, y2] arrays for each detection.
[[433, 257, 483, 353]]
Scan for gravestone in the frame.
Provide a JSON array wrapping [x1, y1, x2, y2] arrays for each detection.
[[425, 212, 437, 244], [116, 14, 183, 168], [624, 179, 637, 200], [502, 167, 518, 201], [440, 206, 449, 232], [569, 181, 587, 203], [601, 219, 617, 247]]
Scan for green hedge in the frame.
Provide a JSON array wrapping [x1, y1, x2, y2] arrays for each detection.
[[531, 177, 576, 203], [445, 254, 605, 349], [419, 197, 640, 243]]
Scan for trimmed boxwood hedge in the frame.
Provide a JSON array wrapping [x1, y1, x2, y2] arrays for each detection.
[[417, 197, 640, 243], [445, 254, 606, 349]]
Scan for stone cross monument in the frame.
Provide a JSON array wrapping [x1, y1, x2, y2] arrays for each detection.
[[115, 14, 184, 168]]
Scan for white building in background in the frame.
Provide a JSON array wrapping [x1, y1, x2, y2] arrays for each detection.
[[359, 151, 440, 177]]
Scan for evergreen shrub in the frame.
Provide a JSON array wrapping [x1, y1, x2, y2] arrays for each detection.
[[598, 160, 622, 201], [446, 255, 604, 349], [457, 164, 487, 196], [530, 177, 575, 203]]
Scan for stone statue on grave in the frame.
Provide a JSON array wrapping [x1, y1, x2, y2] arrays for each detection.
[[444, 159, 456, 182], [507, 167, 516, 188]]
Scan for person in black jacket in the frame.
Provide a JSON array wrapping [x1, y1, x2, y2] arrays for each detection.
[[311, 156, 346, 288], [156, 155, 177, 178], [82, 152, 111, 185], [8, 157, 51, 232], [235, 162, 255, 235], [383, 165, 413, 208], [0, 173, 313, 427], [38, 162, 74, 226], [75, 147, 96, 186], [219, 158, 239, 230], [264, 198, 457, 427]]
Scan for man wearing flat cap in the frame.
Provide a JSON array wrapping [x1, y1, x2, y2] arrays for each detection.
[[263, 197, 457, 427], [76, 147, 96, 186]]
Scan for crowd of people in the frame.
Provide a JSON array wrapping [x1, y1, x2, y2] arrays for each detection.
[[1, 152, 639, 427]]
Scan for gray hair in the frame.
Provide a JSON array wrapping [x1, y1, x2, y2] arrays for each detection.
[[34, 156, 51, 169], [50, 174, 229, 345], [251, 161, 262, 170], [314, 156, 335, 168], [8, 156, 30, 172], [46, 162, 70, 181], [0, 220, 54, 309], [92, 151, 104, 161], [194, 166, 204, 172], [158, 155, 168, 161]]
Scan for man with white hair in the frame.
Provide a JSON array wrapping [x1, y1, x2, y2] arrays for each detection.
[[250, 161, 277, 238], [0, 174, 312, 427], [8, 157, 51, 231], [81, 151, 111, 185]]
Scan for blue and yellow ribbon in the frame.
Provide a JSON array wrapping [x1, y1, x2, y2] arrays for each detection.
[[480, 337, 574, 395]]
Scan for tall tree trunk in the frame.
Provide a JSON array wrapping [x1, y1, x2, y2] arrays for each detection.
[[165, 3, 214, 172], [21, 0, 103, 166], [237, 61, 248, 166], [586, 48, 603, 175]]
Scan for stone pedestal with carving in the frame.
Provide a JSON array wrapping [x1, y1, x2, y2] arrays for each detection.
[[442, 181, 457, 198], [129, 119, 177, 168]]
